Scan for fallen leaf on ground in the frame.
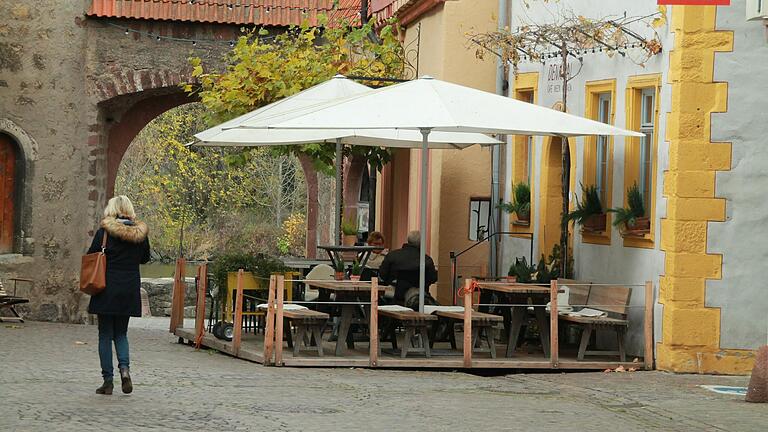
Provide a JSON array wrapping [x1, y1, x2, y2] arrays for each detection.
[[633, 357, 640, 363], [74, 341, 87, 345], [4, 325, 22, 329], [603, 369, 612, 373], [615, 366, 626, 372], [628, 367, 637, 372]]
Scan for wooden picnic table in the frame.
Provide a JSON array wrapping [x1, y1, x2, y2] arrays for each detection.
[[306, 280, 389, 356], [476, 282, 554, 358]]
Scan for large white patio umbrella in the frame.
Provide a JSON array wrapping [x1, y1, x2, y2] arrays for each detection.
[[192, 75, 499, 245], [233, 75, 644, 313]]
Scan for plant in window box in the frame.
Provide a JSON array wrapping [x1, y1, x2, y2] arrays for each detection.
[[608, 183, 650, 236], [565, 184, 606, 233], [499, 182, 531, 225], [341, 217, 358, 246], [350, 259, 362, 281], [334, 257, 346, 281]]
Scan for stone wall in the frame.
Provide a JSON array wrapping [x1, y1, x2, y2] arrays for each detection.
[[0, 1, 238, 322]]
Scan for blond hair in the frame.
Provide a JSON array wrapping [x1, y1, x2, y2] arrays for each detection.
[[103, 195, 136, 219]]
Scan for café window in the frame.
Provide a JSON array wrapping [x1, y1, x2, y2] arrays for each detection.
[[468, 198, 491, 241]]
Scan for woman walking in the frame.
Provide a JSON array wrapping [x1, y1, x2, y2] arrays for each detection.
[[87, 196, 150, 395]]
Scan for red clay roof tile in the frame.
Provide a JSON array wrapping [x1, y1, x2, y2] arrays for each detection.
[[87, 0, 361, 27]]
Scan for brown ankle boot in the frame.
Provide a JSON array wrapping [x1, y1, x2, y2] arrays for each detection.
[[120, 368, 133, 394], [96, 379, 113, 395]]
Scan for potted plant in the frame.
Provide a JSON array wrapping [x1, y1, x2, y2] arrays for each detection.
[[565, 184, 606, 233], [505, 263, 518, 283], [608, 183, 650, 236], [499, 182, 531, 225], [509, 257, 535, 283], [350, 259, 362, 281], [334, 257, 346, 281], [341, 217, 358, 246]]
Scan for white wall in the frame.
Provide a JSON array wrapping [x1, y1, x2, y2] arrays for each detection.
[[708, 1, 768, 349], [500, 0, 674, 355]]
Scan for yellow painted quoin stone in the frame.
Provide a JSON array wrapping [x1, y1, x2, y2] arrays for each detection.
[[657, 5, 755, 374]]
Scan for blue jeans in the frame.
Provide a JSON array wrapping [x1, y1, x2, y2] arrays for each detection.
[[97, 314, 130, 379]]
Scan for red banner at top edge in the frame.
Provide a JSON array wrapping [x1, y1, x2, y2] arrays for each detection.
[[658, 0, 730, 5]]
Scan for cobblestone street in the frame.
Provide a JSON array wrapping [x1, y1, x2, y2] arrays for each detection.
[[1, 321, 764, 431]]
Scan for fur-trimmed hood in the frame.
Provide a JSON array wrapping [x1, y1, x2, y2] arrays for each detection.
[[102, 216, 149, 243]]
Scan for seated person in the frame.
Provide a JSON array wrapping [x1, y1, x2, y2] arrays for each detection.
[[361, 231, 388, 281], [378, 230, 438, 306]]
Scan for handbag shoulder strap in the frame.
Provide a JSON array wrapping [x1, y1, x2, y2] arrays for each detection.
[[100, 229, 108, 252]]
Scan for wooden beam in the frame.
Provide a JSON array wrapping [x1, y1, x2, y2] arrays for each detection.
[[232, 269, 245, 356], [263, 275, 277, 366], [194, 263, 208, 349], [463, 279, 472, 368], [644, 280, 654, 370], [550, 279, 559, 368], [168, 259, 179, 333], [275, 274, 285, 366], [369, 277, 379, 367]]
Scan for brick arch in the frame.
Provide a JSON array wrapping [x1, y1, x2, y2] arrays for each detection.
[[105, 91, 197, 196], [93, 67, 195, 104]]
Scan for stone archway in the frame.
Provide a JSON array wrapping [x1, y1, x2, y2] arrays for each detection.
[[0, 119, 37, 255]]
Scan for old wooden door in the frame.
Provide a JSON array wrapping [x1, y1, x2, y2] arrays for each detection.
[[0, 135, 15, 253]]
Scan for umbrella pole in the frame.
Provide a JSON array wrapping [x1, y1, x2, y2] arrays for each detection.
[[419, 128, 431, 313], [335, 138, 343, 246]]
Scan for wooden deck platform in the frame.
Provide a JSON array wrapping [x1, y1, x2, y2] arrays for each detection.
[[174, 327, 645, 370], [170, 267, 653, 371]]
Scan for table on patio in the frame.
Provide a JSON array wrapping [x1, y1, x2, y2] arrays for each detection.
[[476, 282, 554, 358], [317, 245, 383, 271], [305, 280, 388, 356]]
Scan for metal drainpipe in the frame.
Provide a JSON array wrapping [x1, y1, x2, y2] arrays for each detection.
[[490, 0, 509, 279]]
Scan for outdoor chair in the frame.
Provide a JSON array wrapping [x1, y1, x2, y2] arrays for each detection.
[[0, 278, 31, 323]]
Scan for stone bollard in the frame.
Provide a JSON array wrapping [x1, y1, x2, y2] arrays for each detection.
[[746, 345, 768, 403]]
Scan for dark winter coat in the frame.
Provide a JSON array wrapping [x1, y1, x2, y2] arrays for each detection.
[[87, 216, 151, 317], [379, 243, 438, 300]]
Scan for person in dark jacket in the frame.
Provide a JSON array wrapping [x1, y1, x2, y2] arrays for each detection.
[[378, 230, 438, 306], [87, 195, 150, 395]]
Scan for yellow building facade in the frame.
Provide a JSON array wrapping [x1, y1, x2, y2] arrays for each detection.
[[374, 0, 766, 374]]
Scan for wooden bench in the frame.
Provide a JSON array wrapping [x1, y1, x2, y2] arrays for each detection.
[[378, 309, 437, 358], [283, 309, 329, 357], [557, 283, 631, 361], [435, 310, 503, 358]]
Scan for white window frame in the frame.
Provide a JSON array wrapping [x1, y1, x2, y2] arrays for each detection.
[[638, 88, 655, 216], [595, 92, 611, 204]]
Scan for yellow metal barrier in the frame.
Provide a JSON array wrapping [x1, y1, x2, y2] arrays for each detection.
[[223, 271, 298, 323]]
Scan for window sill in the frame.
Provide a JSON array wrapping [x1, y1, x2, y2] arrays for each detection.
[[622, 231, 654, 249], [581, 230, 611, 246]]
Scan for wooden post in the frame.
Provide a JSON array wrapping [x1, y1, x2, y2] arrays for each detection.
[[550, 279, 559, 368], [463, 279, 472, 368], [232, 269, 245, 356], [275, 274, 285, 366], [170, 258, 186, 333], [369, 278, 379, 367], [644, 280, 654, 370], [263, 275, 277, 365], [169, 259, 179, 333], [194, 263, 208, 349]]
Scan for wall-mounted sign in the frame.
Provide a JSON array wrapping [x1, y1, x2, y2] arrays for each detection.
[[657, 0, 730, 5], [546, 62, 575, 95]]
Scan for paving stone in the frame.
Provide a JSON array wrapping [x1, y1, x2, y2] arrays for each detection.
[[1, 321, 765, 431]]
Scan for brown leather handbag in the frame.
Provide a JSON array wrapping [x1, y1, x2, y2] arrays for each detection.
[[80, 232, 108, 295]]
